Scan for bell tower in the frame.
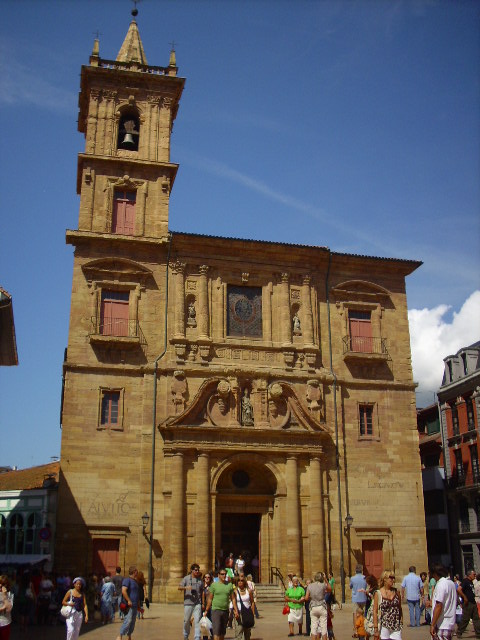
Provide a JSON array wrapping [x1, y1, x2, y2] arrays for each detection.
[[72, 14, 184, 240]]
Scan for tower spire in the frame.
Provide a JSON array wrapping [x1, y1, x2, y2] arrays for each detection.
[[116, 10, 147, 65]]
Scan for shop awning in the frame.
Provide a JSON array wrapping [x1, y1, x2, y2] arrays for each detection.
[[0, 554, 50, 565]]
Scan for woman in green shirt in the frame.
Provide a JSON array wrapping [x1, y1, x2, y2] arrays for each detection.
[[285, 576, 306, 636]]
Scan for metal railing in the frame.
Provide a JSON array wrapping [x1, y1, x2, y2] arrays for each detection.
[[460, 519, 470, 533], [342, 335, 388, 355], [97, 58, 171, 76], [270, 566, 286, 590], [90, 316, 146, 345]]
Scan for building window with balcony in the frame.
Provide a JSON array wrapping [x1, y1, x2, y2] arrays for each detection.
[[462, 544, 474, 573], [348, 310, 373, 353], [99, 388, 124, 430], [451, 404, 459, 435], [475, 497, 480, 531], [359, 404, 375, 438], [470, 444, 480, 484], [459, 499, 470, 533], [454, 449, 465, 484], [465, 396, 475, 430], [100, 291, 129, 336], [112, 190, 136, 235]]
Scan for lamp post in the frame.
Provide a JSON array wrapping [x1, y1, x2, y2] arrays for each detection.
[[344, 513, 354, 536], [142, 511, 151, 593], [142, 512, 150, 534]]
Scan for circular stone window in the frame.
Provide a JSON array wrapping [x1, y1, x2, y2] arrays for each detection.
[[232, 469, 250, 489]]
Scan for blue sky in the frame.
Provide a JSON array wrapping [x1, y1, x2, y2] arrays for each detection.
[[1, 0, 479, 469]]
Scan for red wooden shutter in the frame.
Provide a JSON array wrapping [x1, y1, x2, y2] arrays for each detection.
[[100, 291, 129, 336], [349, 311, 373, 352], [113, 191, 135, 235]]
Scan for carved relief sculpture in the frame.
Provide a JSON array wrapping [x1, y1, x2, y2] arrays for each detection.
[[171, 370, 187, 414], [268, 382, 290, 428], [306, 379, 324, 421], [207, 380, 232, 427]]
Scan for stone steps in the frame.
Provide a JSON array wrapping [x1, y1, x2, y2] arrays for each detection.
[[255, 583, 285, 603]]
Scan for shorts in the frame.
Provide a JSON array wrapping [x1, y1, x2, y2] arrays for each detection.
[[436, 629, 454, 640], [211, 609, 229, 636], [310, 605, 327, 637], [380, 627, 402, 640]]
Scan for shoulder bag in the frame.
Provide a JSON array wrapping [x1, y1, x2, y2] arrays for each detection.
[[60, 590, 75, 619], [238, 591, 255, 629]]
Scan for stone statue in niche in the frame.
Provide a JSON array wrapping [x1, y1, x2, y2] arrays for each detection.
[[241, 388, 254, 426], [292, 312, 301, 335], [187, 301, 197, 327], [171, 371, 187, 414]]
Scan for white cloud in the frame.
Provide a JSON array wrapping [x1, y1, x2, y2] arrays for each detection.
[[409, 290, 480, 403], [0, 43, 75, 113]]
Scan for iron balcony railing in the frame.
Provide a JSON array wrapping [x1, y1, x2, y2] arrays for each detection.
[[460, 519, 470, 534], [97, 58, 171, 76], [343, 335, 388, 356], [90, 316, 146, 345]]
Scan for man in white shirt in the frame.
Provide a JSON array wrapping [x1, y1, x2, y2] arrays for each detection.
[[430, 564, 457, 640]]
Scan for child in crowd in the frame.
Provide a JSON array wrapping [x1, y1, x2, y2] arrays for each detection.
[[327, 603, 335, 639], [353, 604, 366, 638]]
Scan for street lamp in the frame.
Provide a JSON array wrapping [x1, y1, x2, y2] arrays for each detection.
[[142, 512, 150, 534], [344, 513, 354, 535]]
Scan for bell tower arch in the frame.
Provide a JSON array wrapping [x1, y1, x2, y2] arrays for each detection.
[[72, 19, 184, 240]]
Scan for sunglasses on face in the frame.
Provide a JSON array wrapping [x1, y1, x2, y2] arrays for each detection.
[[389, 576, 395, 580]]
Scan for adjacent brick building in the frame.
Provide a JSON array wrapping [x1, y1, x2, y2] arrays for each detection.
[[56, 17, 427, 601], [438, 341, 480, 573], [417, 404, 451, 568]]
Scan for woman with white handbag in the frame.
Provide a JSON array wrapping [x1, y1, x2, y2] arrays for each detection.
[[61, 577, 88, 640]]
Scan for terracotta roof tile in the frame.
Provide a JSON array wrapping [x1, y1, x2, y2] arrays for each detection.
[[0, 462, 60, 491]]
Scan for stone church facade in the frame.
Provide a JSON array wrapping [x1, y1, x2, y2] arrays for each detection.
[[57, 18, 427, 601]]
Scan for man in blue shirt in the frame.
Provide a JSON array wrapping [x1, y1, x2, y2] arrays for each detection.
[[401, 565, 424, 627], [349, 564, 367, 604], [116, 565, 139, 640]]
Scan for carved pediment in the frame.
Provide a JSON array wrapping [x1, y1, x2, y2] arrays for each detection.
[[267, 381, 327, 432], [82, 257, 152, 282], [331, 279, 390, 301], [161, 376, 329, 434]]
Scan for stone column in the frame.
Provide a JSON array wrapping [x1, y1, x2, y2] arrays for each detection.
[[169, 452, 185, 580], [309, 456, 325, 572], [196, 453, 211, 572], [301, 276, 315, 346], [286, 456, 301, 574], [213, 278, 224, 340], [172, 261, 186, 338], [280, 273, 292, 346], [197, 265, 209, 339], [264, 282, 273, 343]]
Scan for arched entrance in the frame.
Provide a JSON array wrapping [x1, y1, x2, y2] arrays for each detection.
[[214, 456, 278, 583]]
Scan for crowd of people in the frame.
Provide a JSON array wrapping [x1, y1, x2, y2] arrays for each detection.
[[0, 564, 148, 640], [0, 560, 479, 640], [348, 563, 480, 640]]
